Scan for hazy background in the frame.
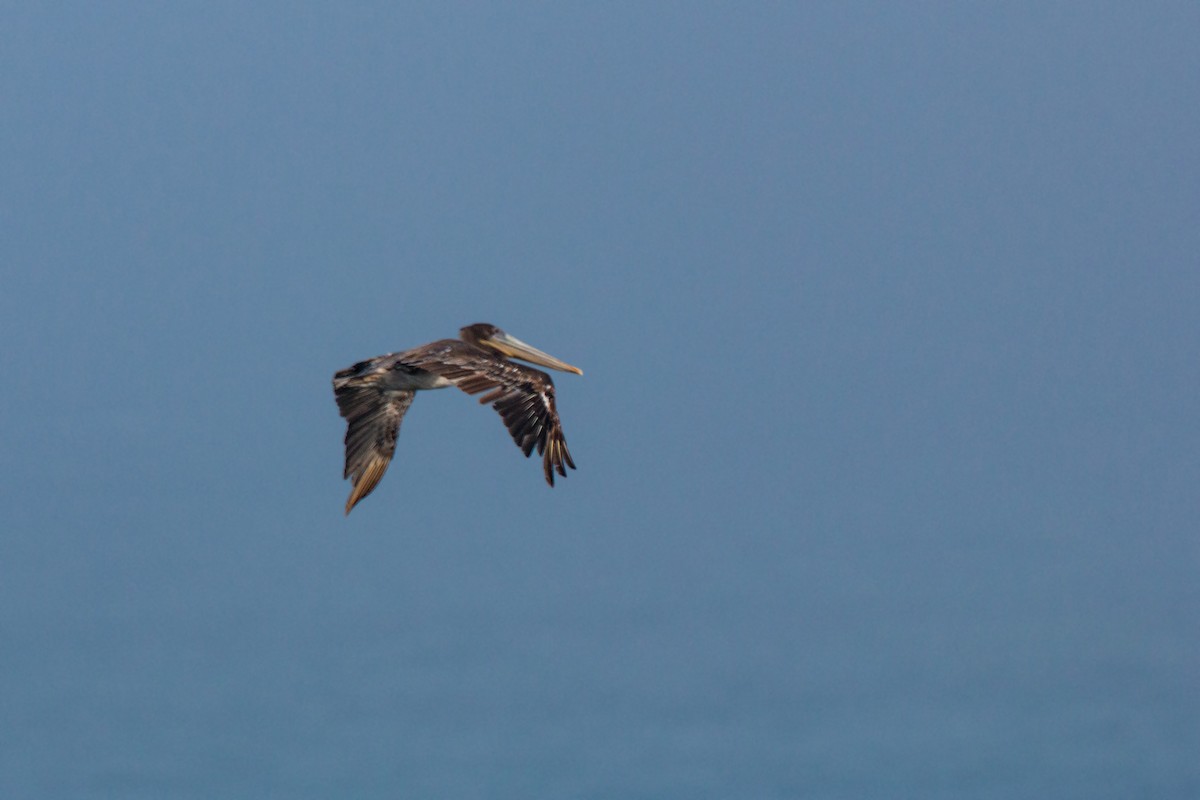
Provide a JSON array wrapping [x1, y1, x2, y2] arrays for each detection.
[[2, 3, 1197, 798]]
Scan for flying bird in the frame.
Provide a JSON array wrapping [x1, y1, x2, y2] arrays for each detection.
[[332, 323, 582, 514]]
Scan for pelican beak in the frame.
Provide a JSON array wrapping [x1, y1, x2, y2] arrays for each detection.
[[486, 331, 583, 375]]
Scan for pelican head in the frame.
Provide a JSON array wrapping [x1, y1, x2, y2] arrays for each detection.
[[460, 323, 583, 375]]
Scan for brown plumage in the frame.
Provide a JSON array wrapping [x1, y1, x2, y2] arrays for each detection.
[[332, 324, 581, 514]]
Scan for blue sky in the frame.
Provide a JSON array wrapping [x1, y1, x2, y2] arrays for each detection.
[[2, 3, 1197, 796]]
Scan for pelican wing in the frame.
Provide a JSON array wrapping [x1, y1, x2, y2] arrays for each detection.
[[333, 355, 417, 514], [399, 340, 576, 485]]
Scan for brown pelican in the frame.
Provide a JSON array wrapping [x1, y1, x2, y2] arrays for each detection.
[[332, 323, 582, 514]]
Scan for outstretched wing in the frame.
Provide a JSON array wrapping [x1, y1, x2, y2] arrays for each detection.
[[332, 356, 416, 514], [399, 340, 576, 485]]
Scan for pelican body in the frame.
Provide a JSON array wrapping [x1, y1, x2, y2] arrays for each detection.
[[332, 323, 582, 514]]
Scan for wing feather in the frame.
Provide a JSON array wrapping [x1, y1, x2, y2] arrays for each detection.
[[332, 357, 416, 514]]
